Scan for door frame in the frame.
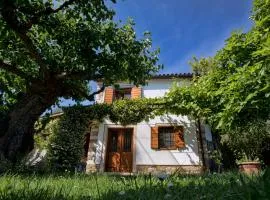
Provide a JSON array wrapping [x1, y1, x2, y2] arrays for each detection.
[[104, 126, 136, 172]]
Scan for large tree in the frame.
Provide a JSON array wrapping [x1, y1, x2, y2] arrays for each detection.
[[0, 0, 160, 162]]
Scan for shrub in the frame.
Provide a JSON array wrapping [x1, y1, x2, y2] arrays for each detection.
[[47, 107, 90, 172], [221, 120, 270, 163]]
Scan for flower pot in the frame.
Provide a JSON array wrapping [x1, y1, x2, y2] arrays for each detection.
[[238, 161, 261, 174]]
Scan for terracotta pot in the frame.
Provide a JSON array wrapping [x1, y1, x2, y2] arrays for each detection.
[[239, 161, 261, 174]]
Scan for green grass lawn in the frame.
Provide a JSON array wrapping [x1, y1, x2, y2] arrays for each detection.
[[0, 170, 270, 200]]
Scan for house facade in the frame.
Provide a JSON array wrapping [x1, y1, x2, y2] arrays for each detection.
[[85, 73, 213, 174]]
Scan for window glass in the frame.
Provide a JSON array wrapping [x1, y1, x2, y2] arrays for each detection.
[[110, 134, 118, 152], [123, 129, 132, 152], [158, 127, 175, 149], [114, 88, 132, 100]]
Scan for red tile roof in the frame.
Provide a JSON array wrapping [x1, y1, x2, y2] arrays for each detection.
[[152, 73, 193, 79]]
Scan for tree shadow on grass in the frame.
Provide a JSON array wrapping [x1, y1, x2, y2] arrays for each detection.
[[0, 170, 269, 200], [100, 170, 270, 200]]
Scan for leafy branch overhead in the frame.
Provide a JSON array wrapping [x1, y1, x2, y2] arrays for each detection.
[[167, 0, 270, 131], [0, 0, 160, 101], [0, 0, 161, 161]]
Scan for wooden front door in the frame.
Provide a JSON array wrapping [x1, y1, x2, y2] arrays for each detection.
[[106, 128, 133, 172]]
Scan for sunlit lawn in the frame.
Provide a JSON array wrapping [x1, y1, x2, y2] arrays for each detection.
[[0, 169, 269, 200]]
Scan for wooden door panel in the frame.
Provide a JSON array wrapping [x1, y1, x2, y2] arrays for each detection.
[[120, 152, 132, 172], [107, 153, 120, 172], [120, 129, 133, 172], [106, 128, 133, 172]]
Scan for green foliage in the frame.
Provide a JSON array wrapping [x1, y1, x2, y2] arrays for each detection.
[[0, 0, 161, 160], [34, 117, 60, 150], [209, 150, 223, 172], [47, 107, 88, 171], [221, 121, 270, 162], [0, 0, 161, 103], [46, 104, 113, 171], [0, 170, 270, 199], [167, 0, 270, 131], [189, 57, 216, 76], [109, 98, 161, 125], [43, 0, 270, 169]]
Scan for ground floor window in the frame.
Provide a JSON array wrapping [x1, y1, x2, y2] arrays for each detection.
[[158, 127, 175, 149]]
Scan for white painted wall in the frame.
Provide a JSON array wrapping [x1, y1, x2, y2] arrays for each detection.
[[142, 79, 173, 98], [96, 78, 189, 102], [93, 115, 201, 170], [135, 115, 200, 165], [93, 78, 203, 170]]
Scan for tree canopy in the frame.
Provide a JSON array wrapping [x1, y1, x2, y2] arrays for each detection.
[[0, 0, 161, 162]]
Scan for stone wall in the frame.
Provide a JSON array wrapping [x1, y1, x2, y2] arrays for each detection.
[[85, 122, 100, 173], [136, 165, 203, 174]]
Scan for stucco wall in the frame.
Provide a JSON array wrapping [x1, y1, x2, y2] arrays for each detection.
[[135, 115, 200, 165], [92, 114, 201, 172], [142, 79, 174, 98], [96, 78, 189, 102]]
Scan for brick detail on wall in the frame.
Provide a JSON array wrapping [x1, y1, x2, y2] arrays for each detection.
[[136, 165, 203, 174], [86, 122, 100, 173], [131, 87, 141, 99], [104, 87, 114, 104]]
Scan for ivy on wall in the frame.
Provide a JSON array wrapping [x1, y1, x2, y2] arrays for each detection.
[[42, 94, 213, 172], [44, 100, 161, 171]]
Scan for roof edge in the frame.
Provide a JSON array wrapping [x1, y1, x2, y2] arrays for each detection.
[[96, 73, 193, 84], [151, 73, 193, 79]]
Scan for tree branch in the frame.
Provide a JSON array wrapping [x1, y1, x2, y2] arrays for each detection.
[[24, 0, 77, 29], [56, 71, 103, 81], [88, 85, 105, 100], [1, 0, 48, 77], [0, 60, 30, 79], [78, 84, 105, 102], [51, 0, 77, 13], [84, 85, 105, 101], [17, 32, 48, 76]]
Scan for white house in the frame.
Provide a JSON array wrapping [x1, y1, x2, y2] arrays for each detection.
[[85, 73, 213, 174]]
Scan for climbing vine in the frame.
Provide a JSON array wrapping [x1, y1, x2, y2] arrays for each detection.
[[44, 94, 211, 171], [46, 104, 110, 171]]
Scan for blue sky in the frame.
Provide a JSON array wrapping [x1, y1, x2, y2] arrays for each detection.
[[110, 0, 253, 73]]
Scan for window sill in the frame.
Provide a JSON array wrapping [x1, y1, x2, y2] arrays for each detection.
[[158, 147, 177, 150], [153, 146, 186, 151]]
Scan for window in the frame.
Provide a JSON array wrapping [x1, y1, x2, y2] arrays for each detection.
[[114, 88, 132, 100], [151, 126, 185, 150], [158, 127, 175, 149]]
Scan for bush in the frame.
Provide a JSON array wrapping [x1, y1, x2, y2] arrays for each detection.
[[221, 120, 270, 163], [47, 107, 90, 172]]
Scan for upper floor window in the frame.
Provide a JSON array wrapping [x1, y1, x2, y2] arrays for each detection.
[[103, 86, 141, 104], [114, 88, 132, 100]]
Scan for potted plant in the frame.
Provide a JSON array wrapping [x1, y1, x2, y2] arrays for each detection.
[[237, 155, 261, 174], [221, 120, 270, 174]]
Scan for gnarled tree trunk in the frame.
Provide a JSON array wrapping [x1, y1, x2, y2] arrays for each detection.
[[0, 91, 57, 163]]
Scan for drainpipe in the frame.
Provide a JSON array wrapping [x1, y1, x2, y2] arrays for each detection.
[[197, 119, 206, 171]]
